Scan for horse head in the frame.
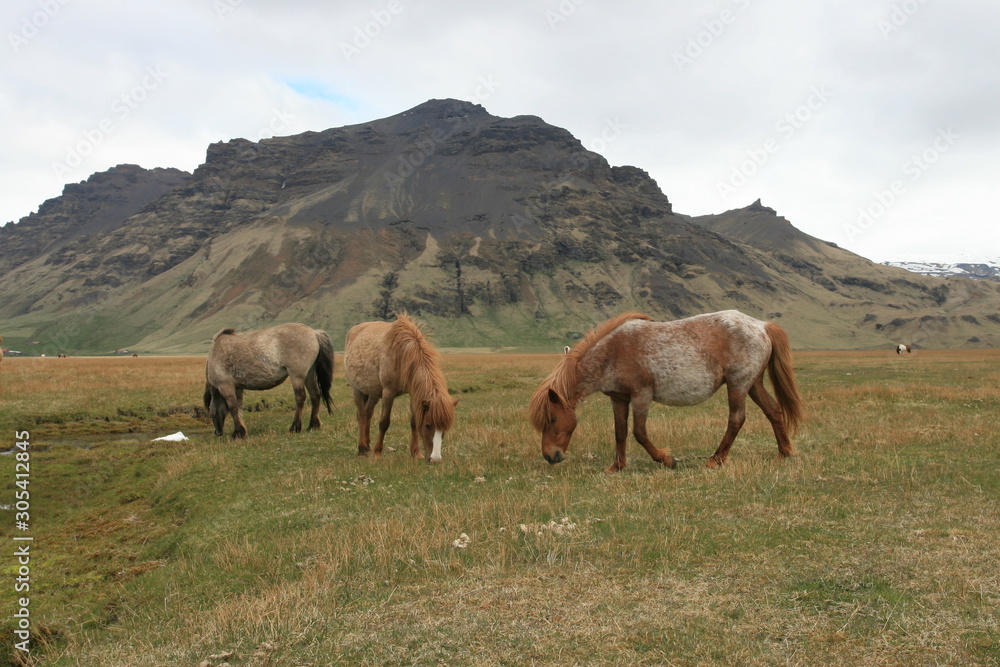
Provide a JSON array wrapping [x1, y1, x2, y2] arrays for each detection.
[[415, 395, 459, 463], [539, 388, 577, 464]]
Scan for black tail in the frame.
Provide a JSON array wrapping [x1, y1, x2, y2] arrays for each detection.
[[314, 331, 335, 414], [203, 382, 213, 411]]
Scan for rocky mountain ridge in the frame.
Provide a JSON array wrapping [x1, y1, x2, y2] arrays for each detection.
[[1, 99, 998, 354]]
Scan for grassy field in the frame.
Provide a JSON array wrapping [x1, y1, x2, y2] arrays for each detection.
[[0, 350, 998, 666]]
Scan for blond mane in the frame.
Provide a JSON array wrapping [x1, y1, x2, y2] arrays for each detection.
[[528, 311, 652, 432], [386, 313, 455, 432]]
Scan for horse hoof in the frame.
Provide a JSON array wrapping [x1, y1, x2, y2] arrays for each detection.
[[427, 457, 442, 464], [704, 457, 721, 469]]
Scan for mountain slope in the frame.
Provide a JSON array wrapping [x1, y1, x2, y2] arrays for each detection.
[[1, 100, 998, 354], [690, 201, 1000, 349]]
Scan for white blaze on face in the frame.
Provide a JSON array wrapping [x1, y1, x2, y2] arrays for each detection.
[[430, 430, 443, 463]]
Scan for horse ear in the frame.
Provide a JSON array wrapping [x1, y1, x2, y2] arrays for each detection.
[[547, 388, 562, 405], [452, 398, 460, 407]]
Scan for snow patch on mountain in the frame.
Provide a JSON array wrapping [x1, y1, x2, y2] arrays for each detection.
[[881, 254, 1000, 281]]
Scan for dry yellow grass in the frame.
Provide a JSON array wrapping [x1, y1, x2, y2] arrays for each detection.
[[1, 350, 998, 665]]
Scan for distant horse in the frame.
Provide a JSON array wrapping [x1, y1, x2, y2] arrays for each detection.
[[204, 323, 334, 438], [344, 314, 458, 463], [529, 310, 803, 472], [896, 343, 911, 354]]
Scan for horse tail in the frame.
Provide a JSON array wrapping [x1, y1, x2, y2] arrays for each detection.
[[314, 330, 335, 414], [764, 322, 802, 436], [203, 382, 213, 411]]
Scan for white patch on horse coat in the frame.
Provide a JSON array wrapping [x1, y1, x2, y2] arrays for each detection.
[[430, 430, 443, 462], [592, 310, 772, 406]]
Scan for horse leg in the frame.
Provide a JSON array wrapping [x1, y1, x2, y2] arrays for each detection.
[[749, 378, 796, 458], [606, 395, 630, 472], [226, 387, 247, 438], [705, 385, 746, 468], [630, 395, 676, 469], [374, 391, 396, 457], [409, 411, 422, 459], [209, 386, 228, 436], [289, 375, 307, 433], [353, 389, 377, 456], [305, 372, 323, 431]]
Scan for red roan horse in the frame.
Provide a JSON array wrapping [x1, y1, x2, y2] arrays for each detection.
[[529, 310, 803, 472]]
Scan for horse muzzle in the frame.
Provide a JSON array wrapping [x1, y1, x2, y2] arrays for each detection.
[[543, 450, 565, 464]]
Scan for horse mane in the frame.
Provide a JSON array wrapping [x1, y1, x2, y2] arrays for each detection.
[[528, 311, 652, 432], [387, 313, 455, 431]]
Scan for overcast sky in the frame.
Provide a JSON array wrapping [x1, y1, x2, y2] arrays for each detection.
[[2, 0, 998, 262]]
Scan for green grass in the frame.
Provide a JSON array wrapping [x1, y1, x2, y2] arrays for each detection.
[[1, 351, 998, 665]]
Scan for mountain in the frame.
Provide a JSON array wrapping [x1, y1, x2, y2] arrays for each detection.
[[0, 164, 190, 278], [1, 99, 999, 354]]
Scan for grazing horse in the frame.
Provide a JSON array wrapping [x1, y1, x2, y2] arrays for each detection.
[[896, 343, 911, 354], [344, 314, 458, 463], [203, 323, 334, 438], [529, 310, 803, 472]]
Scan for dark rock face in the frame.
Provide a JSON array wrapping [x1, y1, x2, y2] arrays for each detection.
[[0, 164, 190, 276]]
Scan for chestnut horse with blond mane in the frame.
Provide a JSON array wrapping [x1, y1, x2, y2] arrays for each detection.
[[344, 314, 458, 463], [529, 310, 802, 472]]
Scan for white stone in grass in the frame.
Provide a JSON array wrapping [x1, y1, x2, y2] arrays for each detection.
[[152, 431, 188, 442]]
